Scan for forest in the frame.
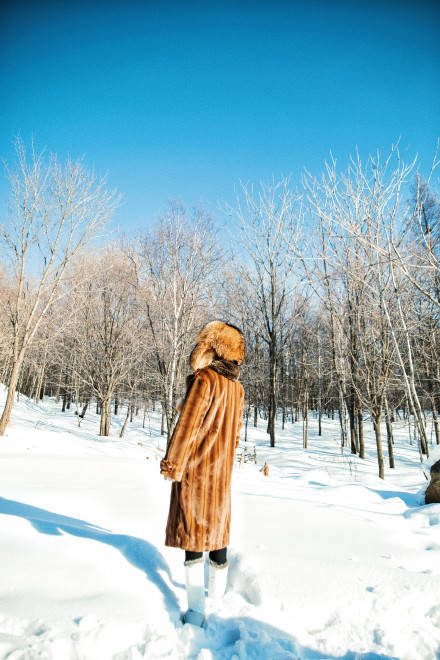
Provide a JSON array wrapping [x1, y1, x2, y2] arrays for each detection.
[[1, 138, 439, 479]]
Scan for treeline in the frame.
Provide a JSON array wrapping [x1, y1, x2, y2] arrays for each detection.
[[0, 139, 439, 478]]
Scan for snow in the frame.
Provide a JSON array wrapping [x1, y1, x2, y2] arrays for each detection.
[[0, 385, 439, 660]]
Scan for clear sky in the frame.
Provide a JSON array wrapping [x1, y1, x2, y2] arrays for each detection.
[[1, 0, 439, 232]]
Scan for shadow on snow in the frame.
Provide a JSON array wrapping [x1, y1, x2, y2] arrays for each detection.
[[0, 496, 404, 659], [0, 496, 181, 623], [187, 613, 399, 660]]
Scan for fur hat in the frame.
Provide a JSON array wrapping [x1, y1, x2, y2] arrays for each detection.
[[190, 320, 245, 371]]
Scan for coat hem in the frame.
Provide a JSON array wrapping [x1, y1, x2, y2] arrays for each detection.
[[165, 538, 229, 552]]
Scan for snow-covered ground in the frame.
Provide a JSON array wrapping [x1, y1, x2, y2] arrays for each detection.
[[0, 385, 439, 660]]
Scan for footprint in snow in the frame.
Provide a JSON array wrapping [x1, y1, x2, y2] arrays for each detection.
[[425, 543, 440, 552], [426, 605, 440, 628], [227, 551, 263, 606]]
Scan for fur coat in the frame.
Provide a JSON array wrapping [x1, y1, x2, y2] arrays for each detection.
[[425, 459, 440, 504], [160, 321, 245, 551]]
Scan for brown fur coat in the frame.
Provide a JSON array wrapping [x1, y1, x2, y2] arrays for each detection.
[[425, 459, 440, 504], [160, 321, 245, 551]]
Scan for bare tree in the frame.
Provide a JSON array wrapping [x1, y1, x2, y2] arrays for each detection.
[[133, 202, 221, 440], [227, 178, 303, 447], [68, 248, 142, 436], [0, 139, 119, 435], [304, 149, 420, 476]]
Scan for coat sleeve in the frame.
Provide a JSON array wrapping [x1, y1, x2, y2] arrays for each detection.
[[235, 386, 245, 448], [160, 373, 211, 482]]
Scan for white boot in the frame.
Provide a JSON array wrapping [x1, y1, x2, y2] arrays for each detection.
[[208, 559, 229, 600], [183, 558, 205, 627]]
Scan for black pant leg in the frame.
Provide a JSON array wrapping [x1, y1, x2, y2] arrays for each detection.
[[185, 550, 203, 563], [209, 547, 227, 565]]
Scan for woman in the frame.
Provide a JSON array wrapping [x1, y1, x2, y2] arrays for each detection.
[[160, 320, 245, 626]]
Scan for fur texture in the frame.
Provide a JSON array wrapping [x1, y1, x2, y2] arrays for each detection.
[[176, 357, 238, 414], [209, 358, 239, 381], [160, 366, 244, 551], [190, 321, 245, 371], [425, 460, 440, 504]]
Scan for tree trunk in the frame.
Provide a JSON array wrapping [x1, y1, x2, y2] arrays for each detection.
[[161, 409, 166, 439], [119, 404, 131, 438], [55, 369, 62, 404], [372, 412, 385, 480], [267, 400, 276, 447], [35, 351, 47, 404], [79, 398, 89, 419], [420, 431, 429, 457], [0, 362, 21, 435], [338, 387, 347, 448], [348, 398, 358, 455], [358, 409, 365, 459], [317, 339, 322, 436], [267, 341, 277, 447], [99, 398, 111, 436], [302, 390, 309, 449], [432, 399, 440, 445], [384, 398, 395, 469]]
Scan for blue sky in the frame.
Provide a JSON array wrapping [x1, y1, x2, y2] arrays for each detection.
[[1, 0, 439, 232]]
